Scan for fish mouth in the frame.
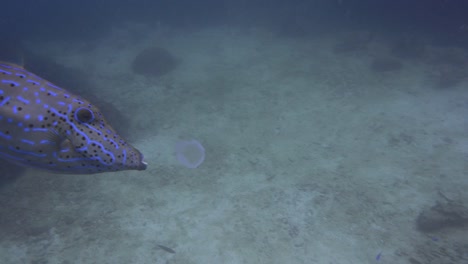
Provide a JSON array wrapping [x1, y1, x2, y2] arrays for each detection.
[[138, 155, 148, 170]]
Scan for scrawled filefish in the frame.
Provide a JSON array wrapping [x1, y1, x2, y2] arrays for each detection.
[[0, 62, 147, 174]]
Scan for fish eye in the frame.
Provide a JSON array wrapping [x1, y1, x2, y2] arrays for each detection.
[[74, 107, 95, 123]]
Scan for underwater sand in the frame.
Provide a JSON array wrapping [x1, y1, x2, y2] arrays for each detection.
[[1, 25, 467, 263]]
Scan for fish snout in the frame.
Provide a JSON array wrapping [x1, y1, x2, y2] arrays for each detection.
[[138, 154, 148, 170]]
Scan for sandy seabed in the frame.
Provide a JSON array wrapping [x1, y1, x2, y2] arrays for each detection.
[[0, 24, 467, 264]]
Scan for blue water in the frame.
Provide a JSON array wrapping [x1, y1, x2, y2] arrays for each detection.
[[1, 1, 467, 263]]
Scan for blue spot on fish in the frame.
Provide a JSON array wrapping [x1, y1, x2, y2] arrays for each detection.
[[0, 96, 11, 106], [17, 96, 30, 104], [0, 132, 11, 140], [2, 80, 19, 87], [27, 80, 40, 86], [21, 139, 35, 145]]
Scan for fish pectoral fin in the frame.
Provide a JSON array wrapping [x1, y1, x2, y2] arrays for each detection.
[[59, 138, 75, 152], [36, 129, 68, 153]]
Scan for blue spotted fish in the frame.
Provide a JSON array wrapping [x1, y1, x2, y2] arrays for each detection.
[[0, 62, 147, 174]]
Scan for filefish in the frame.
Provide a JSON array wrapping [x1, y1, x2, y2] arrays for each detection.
[[0, 62, 147, 174]]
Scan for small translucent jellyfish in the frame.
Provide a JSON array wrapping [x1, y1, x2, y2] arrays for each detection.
[[175, 139, 205, 169]]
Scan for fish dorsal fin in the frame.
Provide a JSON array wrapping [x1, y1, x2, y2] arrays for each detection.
[[0, 61, 25, 69]]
